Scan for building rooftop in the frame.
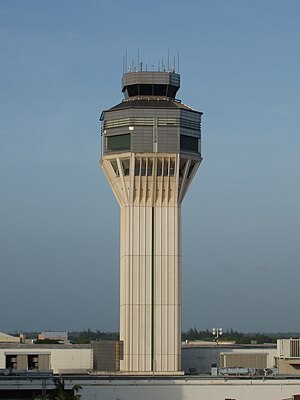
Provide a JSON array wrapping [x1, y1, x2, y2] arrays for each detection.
[[107, 98, 200, 113], [182, 340, 277, 349], [0, 332, 19, 343], [0, 343, 91, 349], [39, 331, 68, 338]]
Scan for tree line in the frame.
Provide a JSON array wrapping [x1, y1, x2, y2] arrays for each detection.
[[19, 329, 300, 345], [181, 328, 278, 344]]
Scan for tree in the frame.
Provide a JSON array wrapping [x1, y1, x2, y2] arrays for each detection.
[[35, 379, 82, 400]]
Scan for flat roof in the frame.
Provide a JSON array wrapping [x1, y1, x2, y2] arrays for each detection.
[[182, 342, 277, 349], [0, 343, 91, 349]]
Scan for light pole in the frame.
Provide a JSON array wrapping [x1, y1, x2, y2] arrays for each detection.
[[212, 328, 223, 344]]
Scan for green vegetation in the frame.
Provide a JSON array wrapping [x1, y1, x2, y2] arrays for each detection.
[[34, 339, 61, 344], [35, 379, 81, 400], [182, 328, 278, 344], [68, 329, 119, 344], [14, 329, 300, 346]]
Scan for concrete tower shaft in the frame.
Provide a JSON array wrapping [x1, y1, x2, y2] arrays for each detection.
[[100, 70, 202, 373]]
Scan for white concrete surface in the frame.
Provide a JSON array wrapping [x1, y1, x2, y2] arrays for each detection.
[[102, 153, 200, 372], [0, 346, 93, 374]]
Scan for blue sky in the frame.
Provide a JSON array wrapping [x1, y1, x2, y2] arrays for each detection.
[[0, 0, 299, 333]]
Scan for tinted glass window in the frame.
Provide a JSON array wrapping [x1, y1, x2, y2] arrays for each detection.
[[153, 85, 167, 96], [139, 84, 153, 95], [127, 85, 139, 96], [166, 85, 177, 98], [180, 135, 199, 152], [107, 134, 130, 151]]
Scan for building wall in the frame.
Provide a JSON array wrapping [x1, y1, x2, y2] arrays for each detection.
[[102, 153, 200, 373], [0, 347, 93, 374], [2, 376, 300, 400], [278, 339, 300, 358], [67, 377, 300, 400], [101, 70, 201, 374], [119, 189, 181, 372], [182, 346, 221, 374], [38, 331, 68, 342], [223, 348, 276, 369], [49, 348, 92, 373], [182, 346, 277, 374], [0, 333, 19, 343], [277, 339, 300, 375], [92, 341, 120, 371], [278, 359, 300, 374], [220, 353, 267, 369]]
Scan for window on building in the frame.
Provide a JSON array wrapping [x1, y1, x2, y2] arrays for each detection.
[[166, 85, 177, 98], [187, 161, 196, 179], [157, 159, 162, 176], [135, 158, 140, 176], [28, 355, 39, 370], [139, 84, 153, 95], [122, 159, 130, 175], [107, 134, 130, 151], [6, 355, 17, 370], [153, 84, 167, 96], [180, 135, 199, 153], [147, 159, 153, 176], [163, 160, 169, 176], [169, 159, 175, 176], [110, 160, 119, 176], [179, 159, 187, 178], [141, 159, 147, 176], [126, 85, 138, 97]]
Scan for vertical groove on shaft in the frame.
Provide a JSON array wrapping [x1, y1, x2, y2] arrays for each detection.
[[101, 154, 200, 372], [151, 206, 155, 371]]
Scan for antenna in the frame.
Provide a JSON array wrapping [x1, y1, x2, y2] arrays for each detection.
[[122, 51, 180, 74]]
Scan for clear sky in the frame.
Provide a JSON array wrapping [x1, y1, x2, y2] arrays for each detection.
[[0, 0, 299, 334]]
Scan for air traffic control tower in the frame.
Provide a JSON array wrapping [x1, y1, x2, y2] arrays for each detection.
[[100, 67, 202, 373]]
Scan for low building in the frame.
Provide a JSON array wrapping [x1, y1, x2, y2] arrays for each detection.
[[0, 332, 20, 343], [0, 344, 92, 374], [92, 340, 122, 372], [277, 338, 300, 374], [2, 374, 300, 400], [220, 352, 268, 369], [182, 341, 277, 374], [38, 331, 68, 343]]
